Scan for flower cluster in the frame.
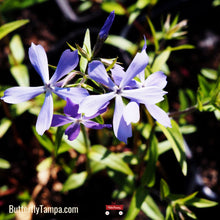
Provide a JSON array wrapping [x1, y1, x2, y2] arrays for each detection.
[[1, 11, 171, 143]]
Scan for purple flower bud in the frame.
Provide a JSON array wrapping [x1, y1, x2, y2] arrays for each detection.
[[98, 11, 115, 41]]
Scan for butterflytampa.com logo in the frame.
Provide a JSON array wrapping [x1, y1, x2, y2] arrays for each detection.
[[8, 204, 78, 215]]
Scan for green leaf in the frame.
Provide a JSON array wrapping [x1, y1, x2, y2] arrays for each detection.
[[160, 179, 170, 200], [201, 68, 218, 80], [141, 194, 165, 220], [62, 171, 87, 192], [165, 204, 175, 220], [11, 101, 33, 116], [78, 1, 92, 12], [151, 49, 171, 72], [0, 118, 12, 138], [198, 75, 214, 98], [0, 0, 48, 12], [36, 157, 52, 172], [157, 120, 187, 176], [101, 2, 126, 15], [9, 34, 25, 64], [158, 140, 172, 155], [89, 145, 133, 175], [90, 160, 106, 174], [0, 158, 11, 169], [185, 197, 218, 208], [105, 35, 138, 55], [147, 16, 159, 52], [179, 125, 196, 134], [63, 131, 86, 154], [179, 89, 188, 110], [128, 11, 141, 25], [33, 127, 54, 153], [66, 42, 77, 51], [0, 20, 29, 40], [136, 0, 151, 9], [54, 126, 65, 156], [80, 29, 91, 73], [141, 134, 158, 187], [168, 44, 195, 51], [10, 64, 29, 87], [108, 170, 135, 195], [125, 186, 149, 220]]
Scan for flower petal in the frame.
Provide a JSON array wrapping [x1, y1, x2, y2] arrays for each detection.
[[53, 87, 89, 103], [79, 92, 115, 117], [28, 43, 49, 84], [51, 114, 73, 127], [122, 87, 167, 105], [111, 64, 125, 86], [50, 49, 79, 84], [36, 92, 53, 135], [64, 98, 80, 118], [145, 104, 171, 127], [65, 123, 80, 141], [119, 48, 149, 89], [123, 101, 140, 125], [83, 102, 109, 120], [113, 95, 132, 143], [144, 71, 167, 89], [1, 86, 44, 104], [88, 61, 116, 90], [82, 120, 112, 129]]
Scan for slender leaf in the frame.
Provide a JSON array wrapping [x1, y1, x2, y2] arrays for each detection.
[[141, 194, 165, 220], [147, 16, 159, 52], [54, 126, 65, 156], [89, 145, 133, 175], [62, 171, 87, 192], [105, 35, 138, 55], [0, 0, 48, 12], [0, 158, 11, 169], [10, 64, 29, 87], [63, 131, 86, 154], [165, 204, 175, 220], [33, 127, 54, 153], [160, 179, 170, 200], [80, 29, 91, 73], [9, 34, 25, 64], [0, 20, 29, 40], [36, 157, 52, 172], [201, 68, 218, 80], [101, 2, 126, 15], [0, 118, 12, 138], [141, 134, 158, 187], [185, 197, 218, 208], [151, 49, 171, 72], [157, 120, 187, 176], [125, 186, 149, 220], [169, 44, 195, 51]]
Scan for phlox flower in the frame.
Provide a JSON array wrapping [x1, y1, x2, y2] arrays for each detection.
[[79, 43, 171, 143], [1, 43, 88, 135], [51, 98, 111, 141]]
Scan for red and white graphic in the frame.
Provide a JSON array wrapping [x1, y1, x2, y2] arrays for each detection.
[[105, 202, 124, 215]]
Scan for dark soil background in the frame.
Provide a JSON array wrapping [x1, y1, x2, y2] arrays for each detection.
[[1, 0, 220, 219]]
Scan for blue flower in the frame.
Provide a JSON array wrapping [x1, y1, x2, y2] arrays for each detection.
[[1, 43, 88, 135], [51, 98, 111, 141], [79, 44, 150, 143], [79, 42, 171, 143], [98, 11, 115, 41]]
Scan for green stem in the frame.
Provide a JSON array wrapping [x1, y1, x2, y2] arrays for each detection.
[[81, 124, 92, 176], [168, 101, 210, 118]]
